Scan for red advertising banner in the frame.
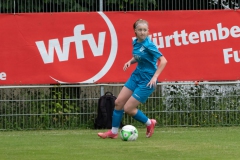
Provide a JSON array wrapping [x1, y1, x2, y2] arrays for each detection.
[[0, 10, 240, 85]]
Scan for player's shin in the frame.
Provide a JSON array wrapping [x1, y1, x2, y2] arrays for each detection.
[[132, 109, 148, 124], [111, 109, 124, 134]]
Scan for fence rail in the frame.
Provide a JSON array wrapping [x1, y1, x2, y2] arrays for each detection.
[[0, 82, 240, 130]]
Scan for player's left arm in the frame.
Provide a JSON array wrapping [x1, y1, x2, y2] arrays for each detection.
[[147, 56, 167, 88]]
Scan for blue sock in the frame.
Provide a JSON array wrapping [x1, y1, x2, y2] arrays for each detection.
[[132, 109, 148, 124], [112, 109, 124, 128]]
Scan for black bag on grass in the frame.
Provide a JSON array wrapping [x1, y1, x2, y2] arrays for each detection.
[[94, 92, 123, 129]]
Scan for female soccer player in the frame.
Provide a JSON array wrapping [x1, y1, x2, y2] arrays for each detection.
[[98, 19, 167, 139]]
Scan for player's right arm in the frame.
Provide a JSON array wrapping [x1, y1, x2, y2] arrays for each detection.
[[123, 57, 136, 71]]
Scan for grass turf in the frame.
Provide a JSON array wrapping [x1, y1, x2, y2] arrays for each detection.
[[0, 127, 239, 160]]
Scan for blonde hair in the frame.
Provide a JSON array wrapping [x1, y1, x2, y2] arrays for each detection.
[[133, 19, 149, 30]]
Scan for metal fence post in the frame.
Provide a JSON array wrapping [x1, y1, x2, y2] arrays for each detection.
[[14, 0, 15, 14], [99, 0, 103, 96], [100, 85, 104, 96], [99, 0, 103, 11]]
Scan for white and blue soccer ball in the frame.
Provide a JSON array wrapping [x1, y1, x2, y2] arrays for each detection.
[[120, 125, 138, 141]]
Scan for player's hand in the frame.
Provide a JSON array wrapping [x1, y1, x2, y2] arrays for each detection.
[[147, 77, 158, 88], [123, 61, 131, 71]]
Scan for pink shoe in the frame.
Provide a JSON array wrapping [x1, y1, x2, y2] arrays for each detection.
[[146, 119, 157, 138], [98, 130, 118, 139]]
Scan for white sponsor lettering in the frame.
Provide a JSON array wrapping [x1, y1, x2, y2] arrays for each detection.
[[223, 48, 240, 64], [36, 24, 106, 64], [132, 23, 240, 49], [134, 94, 140, 98], [35, 12, 117, 83], [0, 72, 6, 80]]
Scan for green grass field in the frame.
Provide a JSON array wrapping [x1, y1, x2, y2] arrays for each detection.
[[0, 127, 239, 160]]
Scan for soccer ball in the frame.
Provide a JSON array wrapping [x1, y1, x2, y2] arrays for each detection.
[[120, 125, 138, 141]]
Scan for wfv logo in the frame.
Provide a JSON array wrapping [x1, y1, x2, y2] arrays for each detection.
[[35, 25, 106, 64], [34, 12, 117, 83]]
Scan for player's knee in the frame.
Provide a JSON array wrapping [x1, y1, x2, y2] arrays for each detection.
[[114, 99, 124, 110]]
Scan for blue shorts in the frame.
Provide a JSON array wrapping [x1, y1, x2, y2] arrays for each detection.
[[124, 69, 156, 103]]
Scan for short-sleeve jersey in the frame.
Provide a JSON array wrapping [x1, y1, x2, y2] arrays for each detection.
[[132, 37, 163, 75]]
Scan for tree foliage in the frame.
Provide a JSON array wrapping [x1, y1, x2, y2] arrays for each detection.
[[1, 0, 238, 13]]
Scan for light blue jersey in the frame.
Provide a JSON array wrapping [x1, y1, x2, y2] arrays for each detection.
[[132, 37, 162, 76], [125, 37, 163, 103]]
